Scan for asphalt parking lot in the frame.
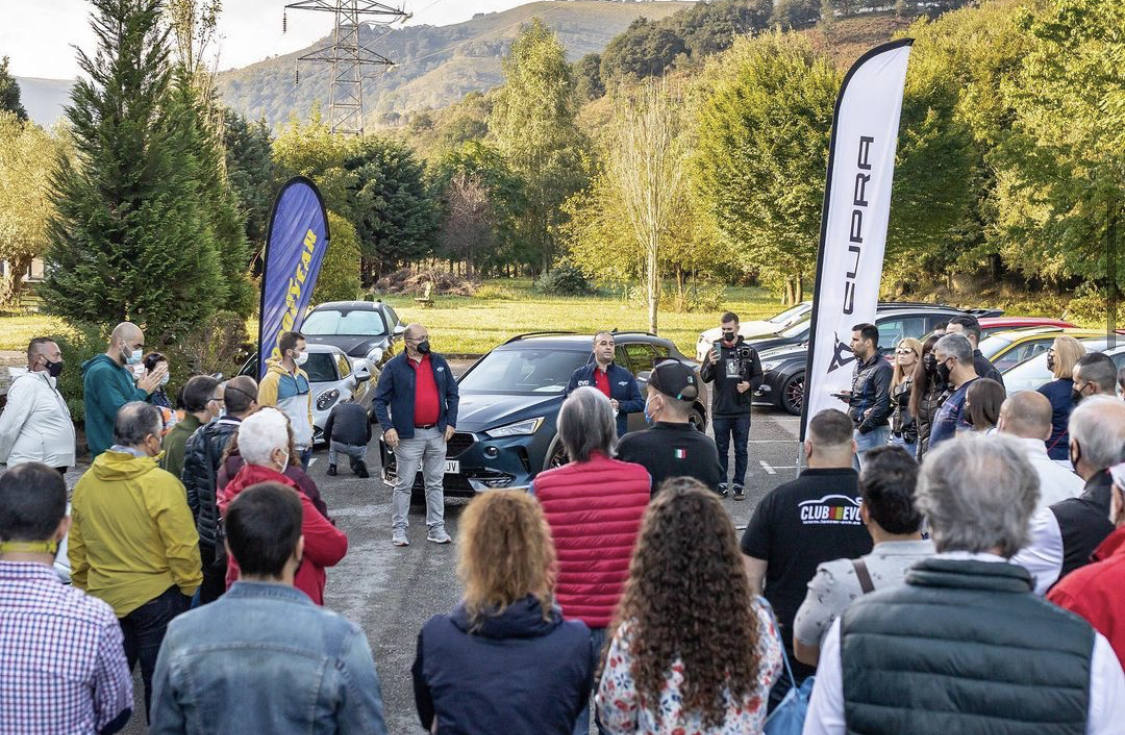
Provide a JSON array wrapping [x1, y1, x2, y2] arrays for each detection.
[[43, 403, 806, 734]]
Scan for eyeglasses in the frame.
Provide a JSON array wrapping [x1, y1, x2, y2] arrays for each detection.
[[895, 349, 916, 356]]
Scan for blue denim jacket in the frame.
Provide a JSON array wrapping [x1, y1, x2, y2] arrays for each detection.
[[149, 582, 387, 735]]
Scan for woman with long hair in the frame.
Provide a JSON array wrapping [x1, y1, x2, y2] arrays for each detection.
[[413, 490, 592, 735], [596, 478, 781, 734], [889, 338, 922, 455], [1037, 335, 1086, 465], [910, 336, 946, 462]]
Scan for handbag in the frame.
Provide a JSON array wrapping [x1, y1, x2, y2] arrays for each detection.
[[762, 598, 813, 735]]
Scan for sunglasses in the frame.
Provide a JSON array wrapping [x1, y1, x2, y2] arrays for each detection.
[[895, 349, 917, 356]]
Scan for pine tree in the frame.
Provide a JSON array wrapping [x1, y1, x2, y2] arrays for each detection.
[[43, 0, 223, 341], [0, 57, 28, 122]]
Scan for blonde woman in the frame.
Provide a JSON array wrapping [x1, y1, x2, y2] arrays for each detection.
[[889, 338, 922, 456], [412, 491, 593, 735], [1036, 335, 1086, 465]]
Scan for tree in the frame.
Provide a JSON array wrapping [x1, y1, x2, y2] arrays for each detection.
[[223, 111, 274, 247], [439, 173, 494, 276], [312, 211, 362, 303], [0, 57, 27, 122], [489, 19, 588, 273], [342, 137, 440, 281], [0, 115, 66, 295], [575, 53, 605, 101], [606, 79, 686, 334], [272, 109, 353, 213], [693, 33, 839, 304], [43, 0, 223, 340]]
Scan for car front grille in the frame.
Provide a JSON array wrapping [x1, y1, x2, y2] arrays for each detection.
[[446, 432, 476, 458]]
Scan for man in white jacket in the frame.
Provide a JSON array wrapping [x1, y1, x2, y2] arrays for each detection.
[[0, 338, 75, 472]]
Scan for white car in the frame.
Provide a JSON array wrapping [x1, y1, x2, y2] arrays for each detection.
[[695, 301, 813, 361], [1001, 339, 1125, 394]]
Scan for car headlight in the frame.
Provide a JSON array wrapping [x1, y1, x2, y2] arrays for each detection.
[[316, 388, 340, 411], [366, 347, 384, 365], [761, 360, 782, 373], [486, 417, 544, 438]]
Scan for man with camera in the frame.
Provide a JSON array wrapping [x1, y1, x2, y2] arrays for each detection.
[[700, 312, 763, 500]]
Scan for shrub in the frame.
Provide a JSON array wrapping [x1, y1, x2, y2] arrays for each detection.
[[536, 263, 592, 296], [53, 324, 106, 425]]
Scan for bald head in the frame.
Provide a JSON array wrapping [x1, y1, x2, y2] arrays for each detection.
[[404, 323, 430, 359], [107, 322, 144, 366], [998, 391, 1052, 441], [110, 322, 142, 344]]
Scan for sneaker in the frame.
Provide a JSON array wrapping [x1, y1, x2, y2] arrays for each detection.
[[354, 461, 369, 479], [427, 528, 452, 544], [326, 464, 337, 477], [733, 485, 745, 501], [717, 483, 729, 498], [392, 531, 409, 547]]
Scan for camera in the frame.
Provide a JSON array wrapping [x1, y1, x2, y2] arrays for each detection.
[[735, 345, 753, 360]]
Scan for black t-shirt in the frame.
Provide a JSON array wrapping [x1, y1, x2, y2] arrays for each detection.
[[616, 422, 723, 496], [740, 467, 872, 680]]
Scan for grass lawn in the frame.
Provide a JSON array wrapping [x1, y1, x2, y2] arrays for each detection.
[[380, 281, 783, 356], [0, 282, 783, 357]]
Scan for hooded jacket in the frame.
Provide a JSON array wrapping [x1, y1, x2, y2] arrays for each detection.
[[257, 359, 315, 448], [218, 463, 347, 606], [412, 596, 592, 735], [82, 354, 150, 457], [69, 449, 202, 617], [181, 416, 241, 550], [0, 369, 75, 468]]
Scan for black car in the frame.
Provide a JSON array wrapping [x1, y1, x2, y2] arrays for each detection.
[[299, 299, 405, 371], [755, 303, 1003, 415], [379, 332, 706, 496]]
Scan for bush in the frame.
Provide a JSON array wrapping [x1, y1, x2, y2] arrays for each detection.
[[473, 283, 518, 300], [53, 324, 106, 424], [536, 263, 592, 296], [373, 268, 478, 296], [166, 310, 253, 382], [312, 212, 363, 303]]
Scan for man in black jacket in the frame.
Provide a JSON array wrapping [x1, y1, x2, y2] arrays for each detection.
[[947, 315, 1005, 388], [846, 323, 893, 470], [180, 375, 258, 604], [699, 312, 763, 500], [323, 399, 373, 478]]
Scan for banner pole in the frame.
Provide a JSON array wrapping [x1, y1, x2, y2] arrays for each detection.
[[794, 440, 802, 479]]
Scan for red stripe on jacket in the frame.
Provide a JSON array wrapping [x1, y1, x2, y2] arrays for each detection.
[[535, 453, 651, 628]]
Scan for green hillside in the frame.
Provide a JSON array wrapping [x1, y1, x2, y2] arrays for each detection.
[[216, 0, 692, 130]]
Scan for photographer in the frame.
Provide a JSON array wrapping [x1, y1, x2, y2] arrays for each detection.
[[700, 312, 762, 500]]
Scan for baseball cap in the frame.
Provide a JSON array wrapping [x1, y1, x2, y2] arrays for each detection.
[[649, 360, 699, 402]]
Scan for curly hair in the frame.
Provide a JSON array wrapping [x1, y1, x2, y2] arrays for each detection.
[[458, 491, 556, 627], [613, 478, 763, 729]]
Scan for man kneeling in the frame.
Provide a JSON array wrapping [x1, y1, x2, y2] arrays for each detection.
[[149, 482, 387, 734]]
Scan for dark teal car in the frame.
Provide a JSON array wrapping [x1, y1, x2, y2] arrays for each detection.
[[379, 332, 705, 496]]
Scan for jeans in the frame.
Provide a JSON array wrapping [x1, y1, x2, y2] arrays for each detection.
[[299, 448, 312, 471], [328, 441, 367, 471], [120, 585, 191, 722], [853, 425, 890, 471], [197, 545, 228, 606], [712, 414, 751, 487], [888, 432, 917, 458], [392, 426, 446, 532], [575, 627, 608, 735]]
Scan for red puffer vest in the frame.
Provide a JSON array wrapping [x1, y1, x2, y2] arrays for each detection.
[[534, 452, 651, 628]]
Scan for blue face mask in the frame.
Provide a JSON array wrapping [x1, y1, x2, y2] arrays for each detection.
[[643, 396, 656, 425]]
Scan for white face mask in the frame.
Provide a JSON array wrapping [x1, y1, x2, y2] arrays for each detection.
[[160, 373, 170, 386], [277, 450, 290, 471], [294, 351, 309, 367], [123, 344, 143, 365]]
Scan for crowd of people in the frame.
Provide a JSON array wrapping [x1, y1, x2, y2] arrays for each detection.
[[2, 314, 1125, 734]]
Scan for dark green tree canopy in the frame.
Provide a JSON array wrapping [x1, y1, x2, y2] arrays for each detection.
[[0, 56, 27, 122]]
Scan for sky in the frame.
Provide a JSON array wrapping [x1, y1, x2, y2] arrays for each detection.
[[1, 0, 557, 79]]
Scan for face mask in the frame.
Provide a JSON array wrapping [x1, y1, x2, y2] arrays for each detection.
[[294, 351, 309, 366], [643, 395, 657, 425], [1071, 387, 1084, 405], [123, 345, 143, 365], [721, 331, 737, 344], [416, 340, 432, 355], [277, 451, 290, 471], [160, 373, 170, 386], [44, 359, 64, 378], [936, 360, 952, 387]]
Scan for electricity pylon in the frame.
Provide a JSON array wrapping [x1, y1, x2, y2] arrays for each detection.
[[284, 1, 409, 136]]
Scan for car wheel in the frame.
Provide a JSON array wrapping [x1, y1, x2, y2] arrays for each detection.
[[543, 437, 569, 471], [781, 372, 805, 416], [689, 407, 706, 432]]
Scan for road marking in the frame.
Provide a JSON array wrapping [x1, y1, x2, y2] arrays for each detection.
[[759, 460, 776, 475], [308, 458, 317, 467]]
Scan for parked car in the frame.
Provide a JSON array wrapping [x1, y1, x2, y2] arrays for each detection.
[[1001, 338, 1125, 394], [298, 299, 404, 373], [695, 301, 812, 361], [379, 332, 705, 497], [978, 316, 1075, 338], [979, 327, 1101, 374], [239, 343, 372, 445], [753, 303, 1002, 415]]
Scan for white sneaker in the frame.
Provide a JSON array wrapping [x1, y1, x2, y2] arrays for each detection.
[[427, 528, 452, 544], [392, 531, 409, 547]]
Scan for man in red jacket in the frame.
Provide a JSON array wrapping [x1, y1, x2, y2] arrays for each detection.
[[1049, 462, 1125, 667], [218, 408, 347, 606], [531, 387, 651, 735]]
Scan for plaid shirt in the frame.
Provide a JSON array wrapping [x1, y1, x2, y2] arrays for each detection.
[[0, 561, 133, 734]]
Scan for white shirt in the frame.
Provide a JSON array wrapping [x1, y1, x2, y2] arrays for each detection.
[[1011, 509, 1065, 595], [1009, 435, 1085, 508], [0, 368, 75, 468], [802, 552, 1125, 735]]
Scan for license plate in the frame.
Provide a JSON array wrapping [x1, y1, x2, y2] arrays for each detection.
[[444, 460, 460, 474]]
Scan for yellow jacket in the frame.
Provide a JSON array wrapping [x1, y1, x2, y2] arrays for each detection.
[[69, 449, 202, 617]]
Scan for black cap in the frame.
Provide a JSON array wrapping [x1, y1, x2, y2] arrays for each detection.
[[649, 360, 699, 402]]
